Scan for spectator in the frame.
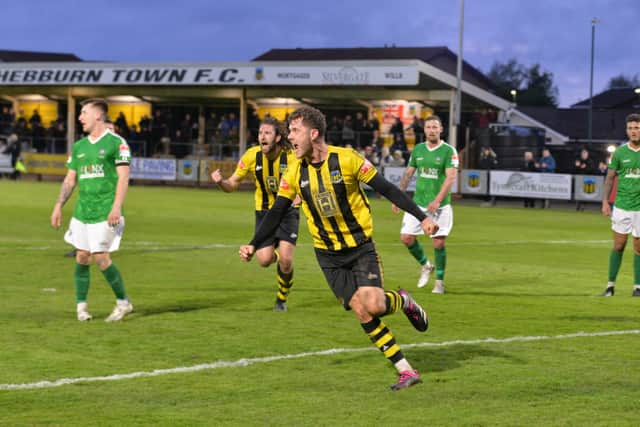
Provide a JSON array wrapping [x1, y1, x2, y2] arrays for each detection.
[[387, 149, 406, 167], [369, 129, 384, 155], [353, 111, 368, 147], [2, 133, 21, 180], [389, 117, 405, 143], [479, 146, 498, 206], [363, 144, 380, 167], [537, 147, 556, 173], [523, 151, 537, 208], [575, 148, 595, 211], [218, 114, 231, 141], [368, 112, 380, 132], [32, 122, 46, 152], [574, 148, 595, 174], [326, 116, 342, 145], [537, 147, 556, 208], [478, 146, 498, 170], [115, 112, 129, 137], [29, 109, 42, 128], [597, 159, 608, 176], [228, 112, 240, 140], [409, 116, 425, 144], [390, 133, 408, 162], [179, 113, 194, 143], [341, 114, 355, 147]]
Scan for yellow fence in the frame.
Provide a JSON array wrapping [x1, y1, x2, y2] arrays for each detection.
[[22, 153, 68, 176]]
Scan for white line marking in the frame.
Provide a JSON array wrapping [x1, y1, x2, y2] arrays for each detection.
[[2, 329, 638, 391]]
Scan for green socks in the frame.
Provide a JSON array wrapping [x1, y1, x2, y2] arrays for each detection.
[[608, 249, 623, 283], [435, 247, 446, 281], [407, 241, 427, 266], [634, 253, 640, 285], [101, 263, 127, 300], [74, 263, 90, 303]]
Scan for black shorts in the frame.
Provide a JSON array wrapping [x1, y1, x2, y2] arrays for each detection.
[[314, 240, 383, 310], [254, 207, 300, 250]]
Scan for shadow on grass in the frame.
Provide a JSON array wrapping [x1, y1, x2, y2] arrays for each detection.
[[135, 299, 233, 317], [409, 344, 525, 375]]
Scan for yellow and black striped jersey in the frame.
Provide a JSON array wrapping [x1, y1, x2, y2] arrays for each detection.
[[234, 145, 298, 211], [278, 146, 378, 251]]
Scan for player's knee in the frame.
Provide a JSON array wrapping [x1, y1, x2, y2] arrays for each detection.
[[255, 254, 273, 268], [613, 243, 626, 252], [278, 257, 293, 272], [352, 288, 384, 316], [76, 251, 90, 264], [94, 255, 111, 270], [400, 234, 415, 246]]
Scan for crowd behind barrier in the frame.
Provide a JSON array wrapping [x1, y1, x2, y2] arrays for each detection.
[[0, 144, 610, 207], [0, 103, 620, 207]]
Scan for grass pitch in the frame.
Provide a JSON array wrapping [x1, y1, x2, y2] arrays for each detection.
[[1, 180, 639, 426]]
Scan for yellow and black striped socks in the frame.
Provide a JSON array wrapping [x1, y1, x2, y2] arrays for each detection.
[[361, 317, 404, 364], [383, 290, 403, 316], [276, 264, 294, 303]]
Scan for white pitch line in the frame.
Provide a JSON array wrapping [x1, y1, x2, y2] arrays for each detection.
[[1, 329, 638, 391]]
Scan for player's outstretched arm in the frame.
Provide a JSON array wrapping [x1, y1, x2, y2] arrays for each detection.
[[368, 173, 432, 223]]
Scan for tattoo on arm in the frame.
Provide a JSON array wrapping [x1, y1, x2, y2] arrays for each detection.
[[602, 171, 615, 202], [56, 181, 75, 206]]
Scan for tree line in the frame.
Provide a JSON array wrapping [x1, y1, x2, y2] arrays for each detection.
[[487, 58, 638, 107]]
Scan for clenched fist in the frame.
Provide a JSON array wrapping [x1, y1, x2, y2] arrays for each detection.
[[421, 218, 439, 235]]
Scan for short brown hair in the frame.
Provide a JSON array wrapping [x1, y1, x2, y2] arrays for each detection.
[[288, 106, 327, 138], [81, 98, 109, 121], [626, 113, 640, 123], [425, 115, 443, 126]]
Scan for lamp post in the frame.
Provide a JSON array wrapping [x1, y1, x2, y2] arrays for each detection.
[[453, 0, 465, 151], [510, 89, 517, 104], [588, 18, 599, 143]]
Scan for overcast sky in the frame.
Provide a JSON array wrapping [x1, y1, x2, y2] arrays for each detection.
[[3, 0, 638, 107]]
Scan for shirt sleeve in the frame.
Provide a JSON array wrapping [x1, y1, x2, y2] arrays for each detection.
[[116, 139, 131, 165], [233, 150, 253, 180], [609, 149, 620, 171], [446, 145, 459, 169], [66, 145, 77, 171], [277, 162, 298, 201], [353, 149, 378, 183], [408, 149, 417, 168]]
